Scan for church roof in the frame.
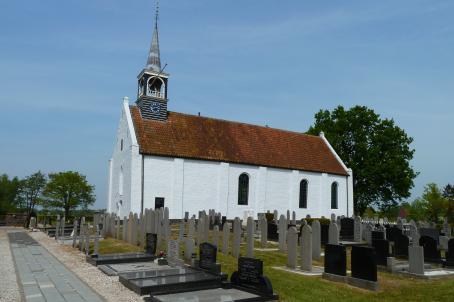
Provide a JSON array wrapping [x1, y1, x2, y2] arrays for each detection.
[[130, 106, 349, 176]]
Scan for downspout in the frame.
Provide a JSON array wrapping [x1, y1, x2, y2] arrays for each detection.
[[141, 154, 144, 215], [346, 175, 349, 217]]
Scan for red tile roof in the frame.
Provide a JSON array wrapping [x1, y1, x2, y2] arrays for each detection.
[[130, 106, 348, 176]]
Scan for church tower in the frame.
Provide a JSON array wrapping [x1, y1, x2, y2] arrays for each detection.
[[136, 1, 169, 121]]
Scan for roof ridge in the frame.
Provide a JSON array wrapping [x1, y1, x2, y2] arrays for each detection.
[[166, 110, 321, 139]]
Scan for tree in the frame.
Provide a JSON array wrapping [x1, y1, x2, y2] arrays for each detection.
[[43, 171, 95, 218], [443, 184, 454, 223], [413, 183, 448, 224], [16, 171, 47, 226], [0, 174, 21, 215], [307, 105, 418, 215]]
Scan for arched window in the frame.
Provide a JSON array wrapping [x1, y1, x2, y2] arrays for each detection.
[[299, 179, 308, 208], [238, 173, 249, 205], [331, 182, 338, 209]]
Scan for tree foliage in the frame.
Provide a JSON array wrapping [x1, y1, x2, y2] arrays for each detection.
[[16, 171, 47, 226], [307, 105, 418, 215], [43, 171, 95, 217], [0, 174, 21, 215], [407, 183, 448, 224]]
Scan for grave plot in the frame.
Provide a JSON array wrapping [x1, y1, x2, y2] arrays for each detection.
[[149, 257, 278, 302], [86, 252, 156, 266], [120, 242, 227, 296]]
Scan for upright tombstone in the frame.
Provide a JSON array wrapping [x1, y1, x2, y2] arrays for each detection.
[[178, 221, 185, 243], [116, 216, 121, 239], [291, 211, 296, 225], [286, 227, 298, 269], [167, 240, 183, 267], [419, 236, 441, 263], [267, 222, 278, 241], [188, 217, 195, 240], [278, 215, 287, 251], [230, 257, 276, 298], [328, 222, 339, 245], [139, 212, 146, 248], [122, 216, 127, 242], [145, 233, 157, 256], [340, 217, 354, 241], [212, 225, 220, 248], [93, 225, 100, 256], [184, 238, 195, 261], [286, 210, 290, 223], [323, 244, 347, 279], [443, 218, 451, 237], [222, 222, 230, 255], [311, 220, 321, 261], [408, 245, 425, 275], [232, 217, 242, 258], [354, 216, 362, 242], [444, 239, 454, 267], [394, 233, 410, 258], [198, 242, 218, 272], [410, 224, 420, 246], [85, 228, 90, 255], [132, 213, 139, 245], [164, 207, 170, 242], [372, 239, 390, 266], [273, 210, 278, 223], [246, 217, 254, 258], [301, 224, 312, 271], [260, 215, 267, 248], [349, 246, 378, 291], [56, 214, 61, 239], [72, 220, 78, 248]]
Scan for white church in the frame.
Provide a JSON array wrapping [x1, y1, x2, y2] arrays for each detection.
[[107, 13, 353, 220]]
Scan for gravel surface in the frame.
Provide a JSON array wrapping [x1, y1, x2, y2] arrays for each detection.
[[29, 231, 143, 302], [0, 227, 21, 302]]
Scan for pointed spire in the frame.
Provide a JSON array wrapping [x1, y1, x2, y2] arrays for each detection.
[[146, 0, 161, 72]]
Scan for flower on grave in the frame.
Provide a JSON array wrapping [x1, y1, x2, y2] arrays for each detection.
[[159, 250, 165, 258]]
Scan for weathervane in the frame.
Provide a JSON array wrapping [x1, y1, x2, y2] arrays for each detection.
[[155, 0, 159, 28]]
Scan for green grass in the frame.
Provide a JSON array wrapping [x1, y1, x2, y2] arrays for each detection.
[[97, 228, 454, 302]]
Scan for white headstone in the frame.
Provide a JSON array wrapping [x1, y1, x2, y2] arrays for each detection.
[[278, 215, 287, 251], [287, 226, 298, 269], [328, 222, 339, 245], [311, 220, 321, 261], [233, 218, 241, 258], [409, 245, 424, 275], [301, 224, 312, 271], [222, 223, 230, 254], [246, 217, 254, 258], [260, 216, 267, 248]]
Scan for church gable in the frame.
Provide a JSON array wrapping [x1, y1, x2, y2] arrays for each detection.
[[130, 107, 348, 176]]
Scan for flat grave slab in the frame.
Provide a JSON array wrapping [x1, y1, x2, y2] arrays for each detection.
[[99, 262, 168, 276], [120, 268, 223, 295], [86, 252, 155, 266], [399, 268, 454, 279], [272, 265, 324, 276], [148, 287, 262, 302]]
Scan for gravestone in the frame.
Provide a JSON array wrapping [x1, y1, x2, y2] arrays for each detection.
[[410, 225, 420, 246], [278, 215, 287, 251], [72, 220, 78, 248], [188, 217, 195, 240], [116, 216, 120, 239], [230, 257, 274, 296], [301, 224, 312, 271], [122, 216, 127, 241], [372, 239, 389, 266], [350, 246, 377, 284], [260, 216, 267, 248], [340, 218, 354, 241], [93, 225, 100, 255], [419, 236, 441, 263], [409, 245, 424, 275], [199, 242, 218, 272], [246, 217, 254, 258], [445, 239, 454, 267], [184, 238, 195, 261], [419, 228, 439, 244], [167, 240, 183, 267], [145, 233, 157, 255], [267, 222, 278, 241], [286, 227, 298, 269], [354, 216, 362, 242], [311, 220, 321, 261], [328, 222, 339, 245], [222, 223, 230, 254], [324, 244, 346, 276], [233, 218, 241, 258], [394, 233, 410, 258], [212, 225, 220, 248], [291, 211, 296, 225], [443, 218, 451, 237], [371, 231, 385, 241], [286, 210, 290, 222], [386, 226, 402, 243], [178, 221, 185, 243], [321, 224, 329, 245]]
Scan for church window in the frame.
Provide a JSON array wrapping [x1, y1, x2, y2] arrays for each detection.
[[119, 166, 124, 196], [331, 182, 338, 209], [299, 179, 308, 208], [238, 173, 249, 205], [120, 139, 123, 151]]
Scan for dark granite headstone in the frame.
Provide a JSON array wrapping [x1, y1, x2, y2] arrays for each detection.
[[221, 216, 227, 228], [145, 233, 157, 255], [231, 257, 273, 296], [372, 239, 390, 266], [199, 242, 217, 270], [394, 233, 410, 258], [371, 231, 385, 241], [351, 246, 377, 282], [340, 218, 354, 241], [445, 239, 454, 267], [265, 213, 274, 222], [419, 228, 439, 244], [267, 223, 278, 241], [419, 236, 441, 263], [321, 224, 329, 245], [324, 244, 346, 276], [386, 226, 402, 243]]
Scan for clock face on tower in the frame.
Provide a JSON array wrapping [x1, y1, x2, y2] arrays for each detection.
[[150, 102, 160, 114]]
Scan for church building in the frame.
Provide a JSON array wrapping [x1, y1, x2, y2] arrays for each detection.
[[107, 13, 353, 220]]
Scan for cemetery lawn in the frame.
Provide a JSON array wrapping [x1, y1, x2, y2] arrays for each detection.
[[98, 234, 454, 302]]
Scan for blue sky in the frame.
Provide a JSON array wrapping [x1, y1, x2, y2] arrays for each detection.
[[1, 0, 453, 209]]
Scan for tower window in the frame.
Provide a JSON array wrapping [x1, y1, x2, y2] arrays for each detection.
[[119, 166, 124, 196], [331, 182, 338, 209], [299, 179, 308, 208], [120, 139, 123, 151], [238, 173, 249, 205]]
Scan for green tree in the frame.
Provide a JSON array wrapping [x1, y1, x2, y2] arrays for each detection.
[[16, 171, 47, 226], [43, 171, 95, 217], [0, 174, 21, 215], [417, 183, 448, 224], [307, 105, 418, 215], [443, 184, 454, 223], [406, 198, 428, 222]]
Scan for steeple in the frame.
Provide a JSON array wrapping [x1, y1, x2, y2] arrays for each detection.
[[136, 0, 169, 121], [146, 1, 161, 72]]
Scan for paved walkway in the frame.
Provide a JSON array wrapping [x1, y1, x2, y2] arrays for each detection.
[[8, 231, 104, 302]]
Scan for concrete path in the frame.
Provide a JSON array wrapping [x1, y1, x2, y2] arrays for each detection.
[[8, 231, 104, 302]]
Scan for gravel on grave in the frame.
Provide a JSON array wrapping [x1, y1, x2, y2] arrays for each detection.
[[0, 227, 21, 302], [29, 231, 143, 302]]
